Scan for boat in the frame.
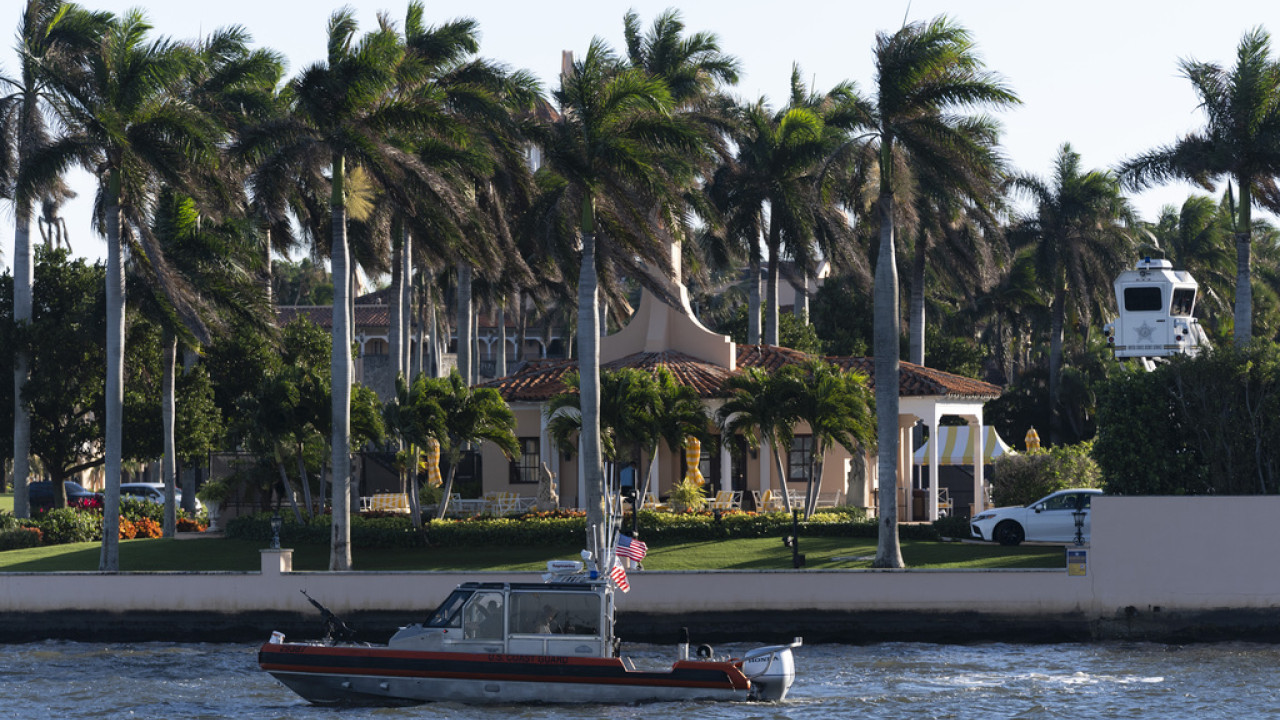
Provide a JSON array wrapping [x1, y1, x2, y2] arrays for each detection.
[[258, 561, 800, 705]]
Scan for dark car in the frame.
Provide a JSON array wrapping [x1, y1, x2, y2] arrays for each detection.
[[26, 481, 103, 512]]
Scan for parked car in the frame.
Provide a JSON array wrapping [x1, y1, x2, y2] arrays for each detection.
[[120, 482, 203, 513], [970, 489, 1103, 546], [26, 481, 103, 512]]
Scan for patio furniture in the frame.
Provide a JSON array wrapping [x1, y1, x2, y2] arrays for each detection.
[[751, 490, 783, 512], [361, 493, 411, 513], [707, 490, 742, 511]]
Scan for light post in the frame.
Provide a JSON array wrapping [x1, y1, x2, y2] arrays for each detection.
[[270, 511, 283, 550], [1072, 508, 1086, 546]]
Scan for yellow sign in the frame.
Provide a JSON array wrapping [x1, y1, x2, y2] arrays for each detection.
[[1067, 548, 1087, 576]]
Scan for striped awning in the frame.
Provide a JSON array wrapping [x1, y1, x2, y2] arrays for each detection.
[[913, 425, 1013, 466]]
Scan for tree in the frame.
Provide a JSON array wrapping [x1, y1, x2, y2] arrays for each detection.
[[419, 371, 519, 520], [525, 39, 702, 560], [31, 10, 220, 569], [547, 367, 709, 511], [0, 0, 108, 516], [1118, 27, 1280, 346], [1008, 144, 1134, 444], [780, 359, 874, 518], [865, 17, 1018, 567], [240, 9, 460, 569], [716, 367, 801, 513], [708, 74, 865, 347]]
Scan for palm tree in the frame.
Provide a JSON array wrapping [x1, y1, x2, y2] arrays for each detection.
[[1118, 27, 1280, 346], [865, 17, 1018, 567], [420, 371, 519, 520], [780, 359, 874, 518], [905, 115, 1008, 367], [716, 366, 800, 513], [0, 0, 108, 518], [1148, 195, 1236, 332], [711, 72, 866, 347], [1008, 144, 1134, 444], [240, 9, 460, 569], [30, 10, 220, 570], [525, 39, 702, 560]]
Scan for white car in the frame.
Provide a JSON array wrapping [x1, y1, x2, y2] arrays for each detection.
[[970, 489, 1102, 546], [120, 482, 203, 513]]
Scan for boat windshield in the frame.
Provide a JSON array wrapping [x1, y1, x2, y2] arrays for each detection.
[[425, 589, 472, 627]]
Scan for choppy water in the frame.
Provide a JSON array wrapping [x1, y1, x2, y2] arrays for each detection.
[[2, 640, 1278, 719]]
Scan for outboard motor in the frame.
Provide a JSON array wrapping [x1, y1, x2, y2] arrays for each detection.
[[741, 638, 802, 701]]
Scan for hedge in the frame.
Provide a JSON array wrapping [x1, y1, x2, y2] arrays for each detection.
[[225, 507, 943, 549]]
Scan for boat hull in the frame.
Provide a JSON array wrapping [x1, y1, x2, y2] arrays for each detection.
[[259, 642, 754, 705]]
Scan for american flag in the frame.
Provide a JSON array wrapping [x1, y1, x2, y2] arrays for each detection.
[[616, 534, 648, 562], [609, 564, 630, 593]]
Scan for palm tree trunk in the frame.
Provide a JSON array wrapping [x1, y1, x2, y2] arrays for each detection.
[[1048, 285, 1066, 445], [765, 220, 781, 346], [12, 199, 33, 518], [402, 234, 413, 375], [388, 221, 404, 382], [100, 180, 124, 572], [771, 437, 793, 513], [579, 199, 607, 564], [1234, 180, 1253, 346], [872, 186, 904, 569], [296, 442, 313, 517], [909, 231, 927, 366], [330, 155, 353, 571], [748, 250, 762, 345], [434, 460, 460, 520], [161, 329, 178, 538], [515, 291, 528, 364], [274, 447, 304, 524], [496, 302, 507, 377], [457, 263, 472, 385]]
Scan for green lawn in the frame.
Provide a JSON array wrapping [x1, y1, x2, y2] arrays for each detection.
[[0, 491, 1063, 571], [0, 534, 1064, 572]]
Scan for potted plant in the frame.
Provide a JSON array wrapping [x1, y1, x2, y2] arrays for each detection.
[[667, 479, 708, 513], [196, 479, 231, 532]]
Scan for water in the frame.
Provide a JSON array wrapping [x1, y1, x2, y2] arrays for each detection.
[[2, 641, 1278, 719]]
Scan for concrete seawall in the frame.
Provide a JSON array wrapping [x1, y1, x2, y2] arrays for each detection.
[[2, 497, 1278, 644]]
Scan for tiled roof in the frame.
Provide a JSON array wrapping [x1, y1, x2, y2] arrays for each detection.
[[487, 343, 1001, 402], [829, 356, 1002, 399], [482, 350, 735, 401], [277, 305, 390, 330]]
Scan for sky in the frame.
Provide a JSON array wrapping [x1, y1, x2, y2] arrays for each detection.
[[0, 0, 1276, 271]]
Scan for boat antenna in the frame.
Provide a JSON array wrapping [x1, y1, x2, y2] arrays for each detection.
[[301, 589, 355, 643]]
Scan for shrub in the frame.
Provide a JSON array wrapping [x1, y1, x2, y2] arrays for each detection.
[[119, 517, 137, 540], [176, 517, 207, 533], [35, 508, 102, 544], [932, 513, 973, 540], [0, 527, 43, 550], [0, 511, 20, 532], [666, 479, 707, 512], [991, 442, 1101, 507], [132, 517, 163, 539], [121, 497, 162, 524]]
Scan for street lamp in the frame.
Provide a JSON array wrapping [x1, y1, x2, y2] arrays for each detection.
[[1072, 508, 1086, 546], [270, 511, 283, 550]]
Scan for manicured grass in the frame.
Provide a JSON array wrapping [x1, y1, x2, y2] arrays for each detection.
[[0, 534, 1064, 572], [0, 492, 11, 515]]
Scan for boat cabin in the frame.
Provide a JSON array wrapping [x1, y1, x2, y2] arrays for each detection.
[[1104, 257, 1208, 365], [388, 581, 615, 658]]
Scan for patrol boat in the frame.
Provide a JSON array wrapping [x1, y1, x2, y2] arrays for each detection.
[[258, 562, 800, 705]]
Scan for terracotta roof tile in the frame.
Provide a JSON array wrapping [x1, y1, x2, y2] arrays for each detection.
[[487, 344, 1001, 402], [277, 305, 390, 330], [483, 351, 735, 401]]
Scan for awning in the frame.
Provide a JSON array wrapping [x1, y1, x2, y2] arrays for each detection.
[[913, 425, 1013, 466]]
